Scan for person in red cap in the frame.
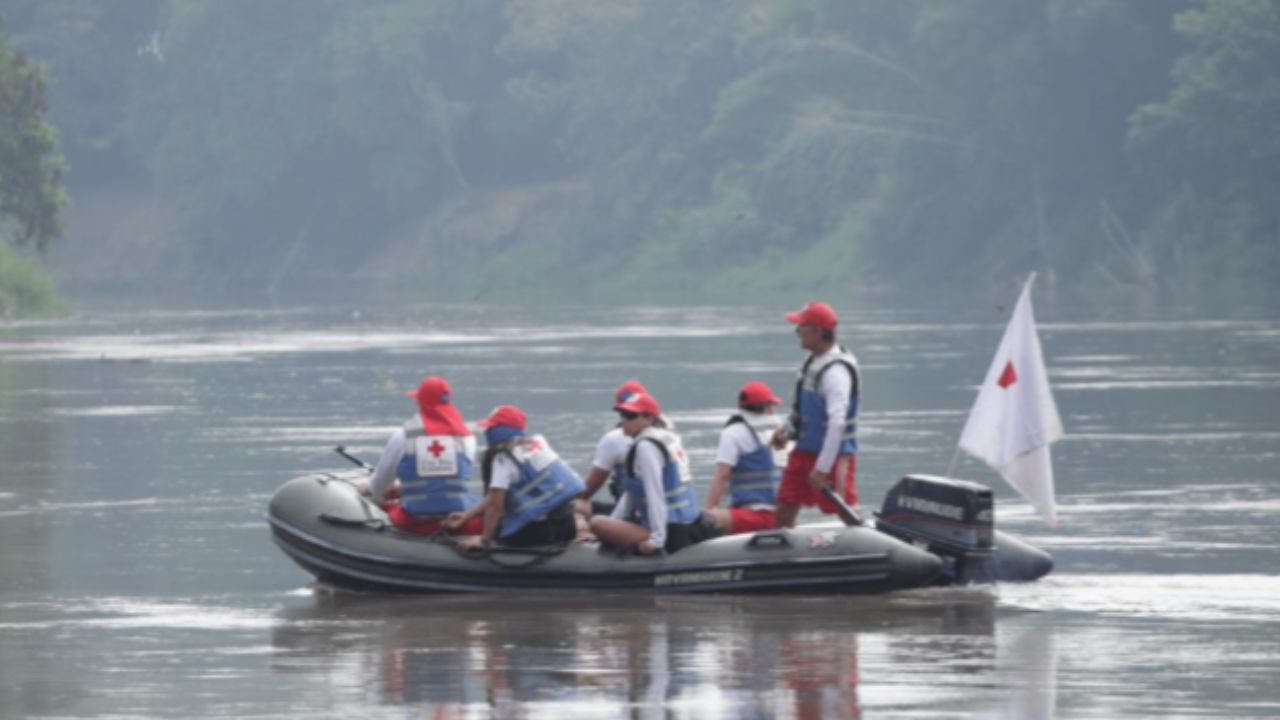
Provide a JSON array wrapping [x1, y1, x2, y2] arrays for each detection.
[[445, 405, 587, 550], [771, 301, 860, 527], [576, 379, 650, 513], [703, 380, 786, 533], [588, 392, 712, 554], [361, 375, 482, 535]]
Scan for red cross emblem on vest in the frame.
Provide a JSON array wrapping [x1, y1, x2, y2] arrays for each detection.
[[427, 439, 446, 458], [525, 438, 543, 453]]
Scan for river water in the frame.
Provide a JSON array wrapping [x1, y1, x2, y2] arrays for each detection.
[[1, 302, 1278, 719]]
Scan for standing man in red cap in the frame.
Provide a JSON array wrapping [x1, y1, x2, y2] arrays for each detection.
[[446, 405, 586, 550], [704, 380, 786, 534], [361, 375, 482, 535], [771, 302, 860, 527]]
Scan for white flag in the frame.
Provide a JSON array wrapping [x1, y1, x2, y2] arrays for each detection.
[[958, 274, 1064, 526]]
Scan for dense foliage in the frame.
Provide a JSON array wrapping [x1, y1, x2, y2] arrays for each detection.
[[4, 0, 1277, 305], [0, 19, 66, 315]]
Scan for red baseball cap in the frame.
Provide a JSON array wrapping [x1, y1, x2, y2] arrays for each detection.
[[738, 380, 782, 408], [615, 392, 661, 417], [476, 404, 527, 431], [614, 379, 648, 407], [406, 376, 470, 435], [785, 301, 838, 331]]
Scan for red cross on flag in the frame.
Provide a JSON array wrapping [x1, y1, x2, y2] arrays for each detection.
[[958, 274, 1064, 526]]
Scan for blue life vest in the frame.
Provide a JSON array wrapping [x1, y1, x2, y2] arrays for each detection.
[[496, 435, 586, 538], [622, 427, 700, 527], [790, 347, 860, 455], [725, 413, 781, 507], [397, 420, 476, 515]]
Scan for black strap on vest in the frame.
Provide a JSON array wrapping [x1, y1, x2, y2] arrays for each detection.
[[724, 414, 769, 452], [790, 349, 860, 436], [480, 441, 522, 491], [790, 355, 817, 431], [625, 436, 671, 479]]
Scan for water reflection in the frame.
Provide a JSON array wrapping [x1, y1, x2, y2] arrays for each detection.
[[15, 303, 1272, 717], [271, 590, 1057, 719], [0, 361, 64, 720]]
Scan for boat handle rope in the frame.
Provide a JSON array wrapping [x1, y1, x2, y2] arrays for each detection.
[[746, 530, 792, 549], [481, 546, 567, 569], [433, 535, 569, 569], [319, 513, 389, 531]]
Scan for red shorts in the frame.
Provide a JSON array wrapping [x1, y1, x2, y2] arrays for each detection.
[[728, 507, 777, 535], [383, 502, 483, 535], [777, 451, 857, 514]]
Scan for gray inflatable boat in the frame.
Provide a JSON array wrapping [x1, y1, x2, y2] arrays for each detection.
[[268, 470, 1051, 595]]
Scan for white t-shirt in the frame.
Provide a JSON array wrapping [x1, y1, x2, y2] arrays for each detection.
[[591, 427, 633, 472], [716, 415, 781, 511], [610, 440, 669, 547], [366, 426, 477, 503], [716, 418, 783, 466], [488, 452, 519, 491]]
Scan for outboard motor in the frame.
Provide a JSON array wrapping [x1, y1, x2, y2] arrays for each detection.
[[876, 475, 996, 584], [876, 474, 1053, 584]]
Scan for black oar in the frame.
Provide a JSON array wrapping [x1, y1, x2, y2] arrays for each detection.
[[820, 485, 865, 527], [334, 445, 373, 472]]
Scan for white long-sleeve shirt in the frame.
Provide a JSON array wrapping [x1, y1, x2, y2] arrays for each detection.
[[784, 346, 855, 474], [815, 353, 853, 473], [609, 439, 669, 547]]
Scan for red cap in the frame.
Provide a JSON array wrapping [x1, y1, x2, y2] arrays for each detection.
[[738, 380, 782, 408], [614, 379, 648, 407], [406, 376, 470, 435], [476, 404, 527, 431], [615, 392, 661, 417], [785, 301, 838, 331]]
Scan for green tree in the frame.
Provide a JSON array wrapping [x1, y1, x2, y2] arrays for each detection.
[[1128, 0, 1280, 295], [2, 0, 161, 189], [0, 19, 67, 255], [4, 0, 1277, 306]]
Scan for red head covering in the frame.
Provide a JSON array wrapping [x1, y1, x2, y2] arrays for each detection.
[[614, 379, 649, 407], [614, 392, 661, 417], [476, 405, 527, 431], [738, 380, 782, 408], [785, 301, 838, 331], [406, 376, 470, 435]]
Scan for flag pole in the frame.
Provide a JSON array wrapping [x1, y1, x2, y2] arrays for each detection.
[[944, 447, 962, 478]]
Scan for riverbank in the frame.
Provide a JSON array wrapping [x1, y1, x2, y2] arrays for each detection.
[[0, 243, 66, 318]]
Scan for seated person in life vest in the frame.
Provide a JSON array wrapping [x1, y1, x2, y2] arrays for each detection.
[[446, 405, 587, 550], [360, 376, 482, 535], [576, 379, 649, 517], [588, 393, 715, 555], [703, 381, 786, 534]]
